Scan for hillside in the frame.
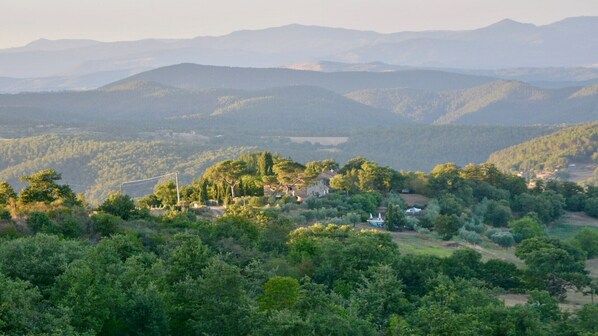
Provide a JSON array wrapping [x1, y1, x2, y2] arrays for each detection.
[[347, 80, 598, 125], [0, 134, 254, 203], [0, 126, 554, 202], [105, 63, 495, 93], [0, 83, 407, 130], [488, 122, 598, 183]]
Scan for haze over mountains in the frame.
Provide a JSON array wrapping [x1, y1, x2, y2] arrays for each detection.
[[1, 16, 597, 93]]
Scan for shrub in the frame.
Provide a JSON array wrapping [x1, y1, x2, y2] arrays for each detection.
[[248, 196, 266, 207], [490, 231, 515, 248], [433, 214, 462, 240], [91, 213, 121, 236], [0, 208, 11, 221], [26, 212, 57, 234], [459, 228, 484, 245]]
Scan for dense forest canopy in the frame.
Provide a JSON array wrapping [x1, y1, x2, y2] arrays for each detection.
[[1, 154, 598, 335]]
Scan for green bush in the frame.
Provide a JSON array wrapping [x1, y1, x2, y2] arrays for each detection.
[[490, 231, 515, 248], [459, 228, 484, 245], [585, 197, 598, 218], [26, 212, 57, 234], [91, 213, 121, 236], [0, 208, 11, 220], [571, 227, 598, 258]]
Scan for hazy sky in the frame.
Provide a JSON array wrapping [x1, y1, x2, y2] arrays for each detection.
[[2, 0, 598, 49]]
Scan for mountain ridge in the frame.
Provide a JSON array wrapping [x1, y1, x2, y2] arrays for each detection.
[[1, 16, 596, 81]]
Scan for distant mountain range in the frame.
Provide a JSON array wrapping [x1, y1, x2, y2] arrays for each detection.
[[0, 16, 597, 93], [287, 61, 598, 89]]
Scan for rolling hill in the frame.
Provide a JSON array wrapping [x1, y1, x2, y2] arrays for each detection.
[[487, 122, 598, 183], [104, 63, 495, 93], [346, 80, 598, 125], [0, 82, 408, 130]]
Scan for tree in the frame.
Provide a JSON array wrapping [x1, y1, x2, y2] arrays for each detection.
[[259, 276, 300, 310], [339, 157, 368, 173], [430, 163, 463, 193], [18, 169, 77, 205], [516, 237, 589, 299], [0, 234, 87, 294], [330, 169, 360, 194], [189, 258, 252, 335], [258, 151, 274, 176], [352, 264, 407, 327], [481, 259, 522, 289], [358, 162, 393, 193], [509, 216, 544, 241], [0, 273, 73, 334], [273, 159, 306, 194], [441, 249, 482, 279], [434, 214, 461, 240], [154, 181, 178, 207], [0, 181, 16, 205], [98, 192, 137, 220], [385, 203, 407, 232], [572, 227, 598, 258], [304, 159, 339, 178], [585, 197, 598, 218], [205, 160, 247, 199], [26, 211, 57, 234], [484, 200, 512, 227]]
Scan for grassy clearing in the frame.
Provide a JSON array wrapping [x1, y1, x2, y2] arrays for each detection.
[[499, 292, 595, 311], [547, 212, 598, 240], [360, 224, 523, 265]]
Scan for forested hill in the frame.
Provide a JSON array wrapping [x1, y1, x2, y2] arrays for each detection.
[[0, 135, 254, 203], [0, 126, 554, 203], [488, 122, 598, 182], [346, 80, 598, 125], [105, 63, 495, 93], [0, 84, 407, 130]]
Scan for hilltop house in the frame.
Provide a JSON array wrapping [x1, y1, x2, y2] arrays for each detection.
[[264, 171, 336, 201]]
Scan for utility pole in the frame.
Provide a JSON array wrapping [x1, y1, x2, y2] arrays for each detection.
[[119, 172, 182, 204], [175, 172, 181, 205]]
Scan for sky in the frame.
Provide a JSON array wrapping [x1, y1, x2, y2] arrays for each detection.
[[1, 0, 598, 49]]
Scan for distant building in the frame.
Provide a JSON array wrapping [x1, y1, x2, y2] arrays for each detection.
[[405, 207, 422, 216], [264, 171, 336, 201], [367, 213, 385, 227]]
